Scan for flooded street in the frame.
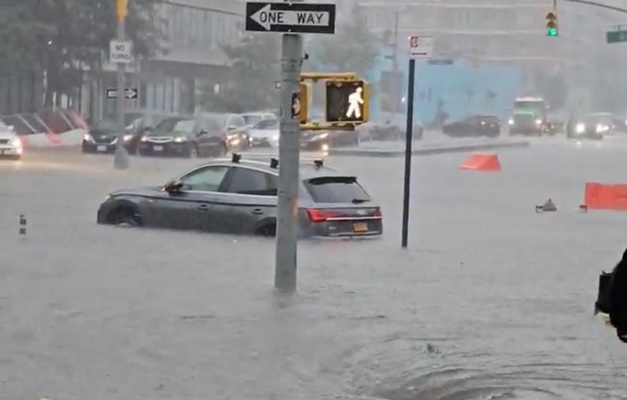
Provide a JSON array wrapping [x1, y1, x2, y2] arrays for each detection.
[[1, 142, 626, 399]]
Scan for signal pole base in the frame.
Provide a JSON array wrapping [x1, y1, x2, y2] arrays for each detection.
[[113, 147, 129, 170]]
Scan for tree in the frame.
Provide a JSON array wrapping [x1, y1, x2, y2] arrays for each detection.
[[201, 34, 281, 113], [0, 0, 163, 108], [307, 3, 379, 76]]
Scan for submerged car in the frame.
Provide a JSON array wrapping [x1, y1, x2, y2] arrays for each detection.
[[0, 122, 22, 159], [97, 155, 383, 238], [443, 115, 500, 137]]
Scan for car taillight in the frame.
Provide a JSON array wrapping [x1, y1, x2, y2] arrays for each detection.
[[373, 207, 382, 218], [306, 208, 337, 222]]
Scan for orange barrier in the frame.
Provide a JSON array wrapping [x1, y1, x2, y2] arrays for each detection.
[[583, 183, 627, 211], [460, 152, 501, 172]]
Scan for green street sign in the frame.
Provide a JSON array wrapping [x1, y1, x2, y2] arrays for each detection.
[[607, 30, 627, 43]]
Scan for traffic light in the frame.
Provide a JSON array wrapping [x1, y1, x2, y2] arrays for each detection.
[[325, 80, 369, 123], [116, 0, 128, 22], [546, 10, 558, 37], [292, 83, 310, 123]]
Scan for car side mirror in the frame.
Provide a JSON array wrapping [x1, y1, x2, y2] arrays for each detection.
[[197, 129, 208, 136], [227, 126, 237, 131], [164, 181, 183, 193]]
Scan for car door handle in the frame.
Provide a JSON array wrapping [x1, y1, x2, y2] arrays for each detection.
[[251, 208, 264, 215], [198, 204, 210, 211]]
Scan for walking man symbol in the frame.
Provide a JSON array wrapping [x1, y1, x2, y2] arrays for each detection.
[[346, 87, 363, 119]]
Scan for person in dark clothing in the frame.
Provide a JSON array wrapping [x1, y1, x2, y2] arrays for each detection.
[[609, 249, 627, 342], [596, 248, 627, 342]]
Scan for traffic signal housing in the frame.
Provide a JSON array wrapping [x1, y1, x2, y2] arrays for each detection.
[[546, 10, 558, 37], [325, 80, 369, 123], [292, 83, 310, 123]]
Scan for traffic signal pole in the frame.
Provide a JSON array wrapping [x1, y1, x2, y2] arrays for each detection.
[[401, 58, 415, 248], [114, 0, 129, 170], [275, 33, 303, 293]]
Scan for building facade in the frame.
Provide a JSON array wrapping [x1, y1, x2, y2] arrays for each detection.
[[85, 0, 245, 121], [357, 0, 627, 122]]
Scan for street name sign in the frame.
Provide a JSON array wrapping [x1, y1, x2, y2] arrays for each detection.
[[607, 30, 627, 43], [245, 2, 336, 34], [109, 40, 132, 63], [409, 36, 433, 59], [106, 88, 138, 99]]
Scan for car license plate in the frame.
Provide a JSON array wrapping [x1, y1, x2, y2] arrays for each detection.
[[97, 145, 107, 152], [353, 222, 368, 232], [153, 145, 163, 151]]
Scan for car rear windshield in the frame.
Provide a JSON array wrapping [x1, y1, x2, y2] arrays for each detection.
[[303, 176, 371, 203]]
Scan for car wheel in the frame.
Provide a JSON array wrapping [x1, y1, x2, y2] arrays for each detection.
[[255, 223, 276, 237], [109, 206, 142, 227]]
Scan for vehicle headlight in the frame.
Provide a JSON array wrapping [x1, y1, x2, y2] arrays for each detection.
[[535, 119, 542, 125], [597, 124, 609, 133], [123, 134, 134, 141], [174, 137, 187, 143], [321, 143, 330, 152], [141, 136, 148, 142], [11, 137, 21, 147], [575, 123, 585, 133], [508, 119, 514, 125], [84, 134, 94, 143], [273, 134, 279, 140]]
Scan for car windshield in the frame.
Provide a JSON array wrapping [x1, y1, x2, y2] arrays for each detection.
[[303, 176, 371, 203], [581, 115, 613, 124], [93, 120, 118, 132], [252, 119, 278, 130], [514, 101, 544, 109], [149, 117, 189, 135], [242, 115, 263, 125]]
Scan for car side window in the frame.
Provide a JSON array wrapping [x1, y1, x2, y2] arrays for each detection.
[[179, 166, 229, 192], [225, 167, 277, 196], [229, 116, 246, 127]]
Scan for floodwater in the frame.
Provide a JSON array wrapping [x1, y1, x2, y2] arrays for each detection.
[[0, 140, 626, 399]]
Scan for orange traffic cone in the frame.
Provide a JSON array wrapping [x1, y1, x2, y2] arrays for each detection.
[[460, 152, 501, 172]]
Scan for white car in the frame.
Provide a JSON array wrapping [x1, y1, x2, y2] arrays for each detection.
[[248, 119, 279, 148], [0, 122, 22, 159], [241, 112, 277, 129]]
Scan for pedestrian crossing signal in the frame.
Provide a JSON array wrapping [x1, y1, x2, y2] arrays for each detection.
[[546, 11, 558, 37], [325, 80, 369, 123]]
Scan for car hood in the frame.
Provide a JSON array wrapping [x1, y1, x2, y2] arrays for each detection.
[[249, 129, 278, 138]]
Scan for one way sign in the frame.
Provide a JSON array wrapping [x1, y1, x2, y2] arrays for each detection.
[[245, 2, 336, 34], [106, 88, 138, 100]]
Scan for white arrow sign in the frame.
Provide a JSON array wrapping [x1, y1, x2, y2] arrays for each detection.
[[250, 4, 330, 30]]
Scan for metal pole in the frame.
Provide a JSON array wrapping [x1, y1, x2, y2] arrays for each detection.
[[401, 58, 415, 248], [275, 33, 302, 292], [113, 18, 129, 170]]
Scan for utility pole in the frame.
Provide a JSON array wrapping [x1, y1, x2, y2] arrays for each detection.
[[114, 0, 129, 170], [275, 33, 303, 293]]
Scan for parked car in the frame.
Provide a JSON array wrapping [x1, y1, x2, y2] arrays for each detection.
[[248, 119, 279, 148], [301, 130, 359, 151], [442, 115, 500, 137], [96, 155, 383, 238], [0, 122, 22, 159]]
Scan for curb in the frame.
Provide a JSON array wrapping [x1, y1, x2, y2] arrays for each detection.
[[326, 140, 530, 157]]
